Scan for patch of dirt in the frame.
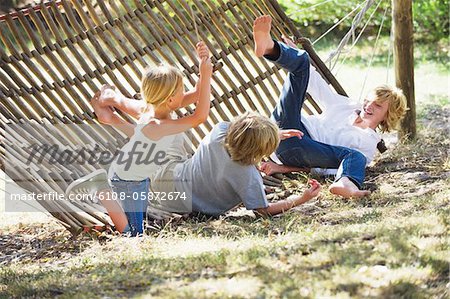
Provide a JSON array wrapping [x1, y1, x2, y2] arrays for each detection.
[[0, 224, 82, 266]]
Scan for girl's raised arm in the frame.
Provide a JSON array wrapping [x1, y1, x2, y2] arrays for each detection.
[[142, 44, 213, 140], [181, 41, 212, 107]]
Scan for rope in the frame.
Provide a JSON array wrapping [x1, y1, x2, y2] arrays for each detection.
[[359, 2, 389, 101], [189, 2, 200, 42], [312, 3, 364, 46], [287, 0, 336, 17], [333, 0, 384, 74], [386, 19, 394, 83], [324, 0, 378, 69]]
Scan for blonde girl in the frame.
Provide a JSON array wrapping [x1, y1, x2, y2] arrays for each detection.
[[67, 42, 212, 236]]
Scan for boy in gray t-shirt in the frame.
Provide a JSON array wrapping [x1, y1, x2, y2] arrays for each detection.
[[150, 112, 321, 216]]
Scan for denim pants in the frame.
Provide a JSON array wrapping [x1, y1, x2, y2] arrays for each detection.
[[110, 174, 150, 236], [266, 41, 366, 187]]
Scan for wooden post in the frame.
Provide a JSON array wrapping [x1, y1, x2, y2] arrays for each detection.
[[392, 0, 416, 140]]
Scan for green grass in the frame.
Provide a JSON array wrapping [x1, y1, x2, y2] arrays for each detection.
[[1, 188, 448, 298], [1, 114, 449, 298]]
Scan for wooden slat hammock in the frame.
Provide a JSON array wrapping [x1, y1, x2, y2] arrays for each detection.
[[0, 0, 347, 235]]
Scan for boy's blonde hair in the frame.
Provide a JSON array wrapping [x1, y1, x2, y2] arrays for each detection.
[[141, 64, 184, 107], [373, 85, 408, 133], [225, 112, 279, 165]]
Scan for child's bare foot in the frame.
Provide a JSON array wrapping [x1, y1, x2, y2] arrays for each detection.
[[260, 160, 310, 176], [260, 160, 284, 176], [98, 84, 117, 105], [329, 177, 371, 199], [253, 15, 274, 57], [90, 90, 115, 124]]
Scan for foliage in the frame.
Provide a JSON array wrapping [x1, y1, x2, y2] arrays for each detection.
[[278, 0, 449, 43], [0, 0, 34, 14], [412, 0, 450, 43]]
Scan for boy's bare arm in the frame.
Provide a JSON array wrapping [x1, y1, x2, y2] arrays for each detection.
[[255, 180, 320, 216], [259, 160, 310, 176]]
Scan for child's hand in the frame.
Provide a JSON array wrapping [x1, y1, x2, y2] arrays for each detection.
[[278, 129, 304, 140], [304, 179, 321, 199], [199, 56, 213, 77], [197, 42, 212, 77], [196, 41, 210, 60], [281, 35, 298, 48]]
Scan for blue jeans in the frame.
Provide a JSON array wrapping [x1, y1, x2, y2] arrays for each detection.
[[110, 174, 150, 236], [266, 41, 366, 187]]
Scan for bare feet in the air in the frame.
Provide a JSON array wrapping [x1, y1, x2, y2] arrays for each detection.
[[90, 86, 116, 124], [329, 176, 371, 199], [253, 15, 274, 57]]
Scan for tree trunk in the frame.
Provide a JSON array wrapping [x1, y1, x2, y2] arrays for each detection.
[[392, 0, 416, 140]]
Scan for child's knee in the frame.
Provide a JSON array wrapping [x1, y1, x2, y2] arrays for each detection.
[[96, 109, 114, 124], [299, 50, 309, 62], [295, 50, 310, 72], [352, 150, 367, 165], [302, 50, 310, 59]]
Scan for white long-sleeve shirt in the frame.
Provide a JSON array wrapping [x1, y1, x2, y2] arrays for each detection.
[[272, 66, 380, 173], [303, 65, 380, 163]]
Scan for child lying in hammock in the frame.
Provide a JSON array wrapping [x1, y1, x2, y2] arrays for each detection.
[[90, 61, 207, 138], [67, 41, 212, 236], [253, 15, 407, 198]]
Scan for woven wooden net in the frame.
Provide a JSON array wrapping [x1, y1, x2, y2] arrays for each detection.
[[0, 0, 346, 234]]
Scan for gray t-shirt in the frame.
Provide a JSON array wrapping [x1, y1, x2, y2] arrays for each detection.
[[173, 122, 268, 216]]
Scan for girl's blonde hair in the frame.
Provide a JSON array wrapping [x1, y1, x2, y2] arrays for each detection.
[[373, 85, 408, 133], [141, 64, 184, 107], [225, 112, 280, 165]]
